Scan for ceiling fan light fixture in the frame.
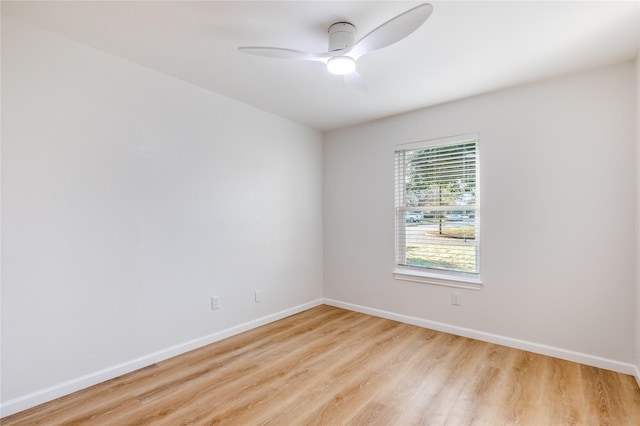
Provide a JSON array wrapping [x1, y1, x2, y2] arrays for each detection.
[[327, 56, 356, 75]]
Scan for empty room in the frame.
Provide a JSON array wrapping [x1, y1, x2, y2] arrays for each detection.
[[2, 1, 640, 424]]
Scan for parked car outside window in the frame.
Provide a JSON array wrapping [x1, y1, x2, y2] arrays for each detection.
[[405, 211, 423, 223]]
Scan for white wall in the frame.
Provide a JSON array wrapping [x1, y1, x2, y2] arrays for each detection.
[[324, 62, 636, 368], [0, 16, 323, 412]]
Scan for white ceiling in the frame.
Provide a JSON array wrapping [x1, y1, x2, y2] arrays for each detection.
[[3, 1, 639, 131]]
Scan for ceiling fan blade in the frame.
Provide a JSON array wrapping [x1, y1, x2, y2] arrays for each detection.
[[238, 47, 335, 63], [238, 46, 314, 60], [344, 70, 369, 96], [348, 3, 433, 58]]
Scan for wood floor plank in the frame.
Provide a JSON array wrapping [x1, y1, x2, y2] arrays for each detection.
[[3, 305, 640, 425], [251, 320, 416, 425], [158, 312, 381, 425]]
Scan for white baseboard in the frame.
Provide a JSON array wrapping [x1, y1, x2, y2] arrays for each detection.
[[3, 297, 636, 418], [323, 298, 637, 377], [0, 299, 323, 418]]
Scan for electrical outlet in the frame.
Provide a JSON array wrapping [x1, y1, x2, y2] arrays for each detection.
[[254, 290, 262, 303], [451, 292, 461, 306], [211, 296, 220, 310]]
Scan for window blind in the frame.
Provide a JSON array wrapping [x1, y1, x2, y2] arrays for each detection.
[[395, 138, 479, 274]]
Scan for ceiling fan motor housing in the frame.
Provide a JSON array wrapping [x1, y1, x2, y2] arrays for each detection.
[[328, 22, 356, 52]]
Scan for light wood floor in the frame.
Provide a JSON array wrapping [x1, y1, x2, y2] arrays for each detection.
[[3, 305, 640, 425]]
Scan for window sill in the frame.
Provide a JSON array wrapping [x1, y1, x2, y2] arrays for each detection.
[[393, 268, 483, 290]]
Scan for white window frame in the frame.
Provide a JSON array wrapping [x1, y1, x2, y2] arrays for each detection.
[[393, 134, 482, 290]]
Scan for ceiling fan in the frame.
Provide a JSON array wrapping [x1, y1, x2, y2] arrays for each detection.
[[238, 3, 433, 95]]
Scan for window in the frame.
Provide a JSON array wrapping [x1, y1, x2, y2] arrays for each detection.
[[394, 135, 480, 287]]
